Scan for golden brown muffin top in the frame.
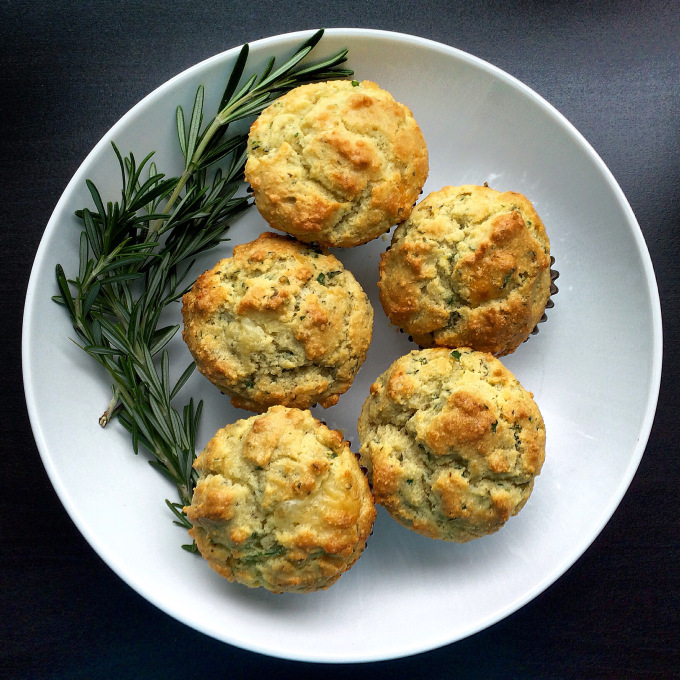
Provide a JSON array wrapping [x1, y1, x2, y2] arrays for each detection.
[[185, 405, 376, 593], [245, 80, 429, 247], [181, 232, 373, 411], [358, 348, 545, 542], [378, 185, 551, 356]]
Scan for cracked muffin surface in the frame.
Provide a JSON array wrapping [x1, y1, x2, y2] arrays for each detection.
[[378, 185, 551, 356], [244, 80, 429, 247], [357, 348, 545, 542], [181, 232, 373, 412], [185, 406, 376, 593]]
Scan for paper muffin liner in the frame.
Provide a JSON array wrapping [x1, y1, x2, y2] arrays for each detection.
[[528, 256, 559, 338]]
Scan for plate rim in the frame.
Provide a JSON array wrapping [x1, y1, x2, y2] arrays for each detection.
[[22, 27, 663, 663]]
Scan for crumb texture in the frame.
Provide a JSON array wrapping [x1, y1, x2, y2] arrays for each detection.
[[378, 185, 551, 356], [245, 80, 429, 247], [185, 406, 376, 592], [182, 232, 374, 411], [358, 348, 545, 542]]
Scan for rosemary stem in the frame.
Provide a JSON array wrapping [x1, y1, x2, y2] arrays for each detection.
[[149, 112, 225, 236], [99, 387, 120, 428]]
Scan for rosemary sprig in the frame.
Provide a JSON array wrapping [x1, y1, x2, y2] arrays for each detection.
[[152, 29, 350, 234], [54, 30, 352, 549]]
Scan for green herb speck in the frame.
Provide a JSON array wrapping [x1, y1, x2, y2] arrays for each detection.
[[501, 270, 514, 289], [242, 545, 286, 563], [316, 272, 326, 285], [351, 80, 360, 87], [451, 350, 462, 360]]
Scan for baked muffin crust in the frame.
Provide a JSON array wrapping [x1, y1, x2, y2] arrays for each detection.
[[182, 232, 373, 411], [185, 406, 376, 593], [244, 80, 429, 247], [358, 347, 545, 542], [378, 185, 551, 356]]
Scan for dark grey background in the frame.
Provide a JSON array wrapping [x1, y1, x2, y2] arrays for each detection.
[[3, 1, 679, 678]]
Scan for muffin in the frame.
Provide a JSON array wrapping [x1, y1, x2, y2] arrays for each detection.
[[181, 232, 374, 411], [244, 80, 429, 247], [357, 347, 545, 542], [185, 406, 376, 593], [378, 185, 552, 356]]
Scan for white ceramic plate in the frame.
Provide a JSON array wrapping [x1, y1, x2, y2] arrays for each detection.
[[23, 29, 662, 663]]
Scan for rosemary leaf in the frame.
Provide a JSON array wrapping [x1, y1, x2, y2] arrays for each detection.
[[149, 325, 180, 356], [184, 85, 205, 169], [170, 363, 196, 401], [218, 43, 250, 111], [176, 106, 187, 158]]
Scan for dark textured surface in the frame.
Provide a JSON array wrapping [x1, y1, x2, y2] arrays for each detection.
[[3, 1, 679, 678]]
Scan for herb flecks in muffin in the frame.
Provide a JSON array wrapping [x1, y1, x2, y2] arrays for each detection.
[[185, 406, 376, 592], [245, 80, 429, 247], [378, 185, 551, 356], [182, 232, 374, 412], [358, 348, 545, 542]]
